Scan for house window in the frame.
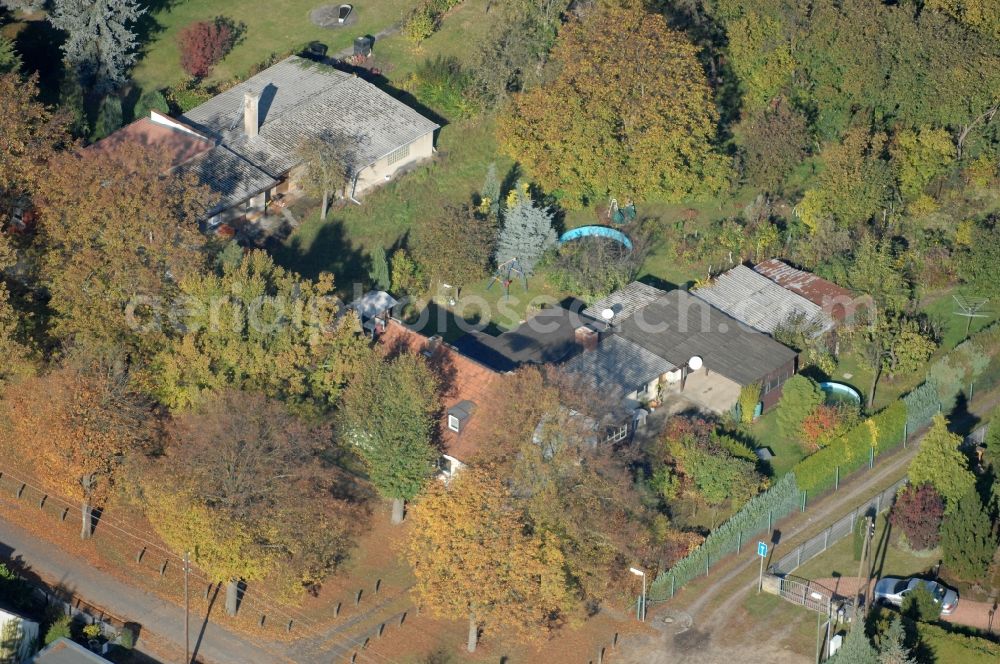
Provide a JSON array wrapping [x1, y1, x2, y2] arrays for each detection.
[[387, 144, 411, 166], [447, 414, 460, 432]]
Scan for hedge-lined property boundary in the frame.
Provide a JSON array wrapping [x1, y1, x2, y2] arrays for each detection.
[[647, 321, 1000, 604]]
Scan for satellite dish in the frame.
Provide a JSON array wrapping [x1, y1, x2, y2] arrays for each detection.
[[601, 308, 614, 322], [688, 356, 703, 371]]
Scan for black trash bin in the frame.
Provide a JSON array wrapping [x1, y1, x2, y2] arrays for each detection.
[[353, 36, 373, 57]]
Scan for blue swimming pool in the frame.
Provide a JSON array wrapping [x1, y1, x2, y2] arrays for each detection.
[[819, 381, 862, 407]]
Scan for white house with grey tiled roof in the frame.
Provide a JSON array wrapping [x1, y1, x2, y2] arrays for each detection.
[[96, 56, 438, 223]]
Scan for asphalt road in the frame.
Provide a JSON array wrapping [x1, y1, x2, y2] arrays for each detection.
[[0, 516, 292, 664]]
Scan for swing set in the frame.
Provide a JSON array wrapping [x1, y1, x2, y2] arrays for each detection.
[[488, 257, 528, 300]]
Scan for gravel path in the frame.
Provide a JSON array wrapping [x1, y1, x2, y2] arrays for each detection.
[[0, 516, 292, 664]]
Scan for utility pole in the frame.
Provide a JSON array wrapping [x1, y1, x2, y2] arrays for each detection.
[[184, 551, 190, 664]]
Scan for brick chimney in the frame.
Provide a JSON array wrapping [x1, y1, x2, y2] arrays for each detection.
[[575, 326, 598, 352], [243, 91, 260, 138]]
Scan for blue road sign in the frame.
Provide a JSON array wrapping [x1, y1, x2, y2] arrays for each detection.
[[757, 541, 768, 558]]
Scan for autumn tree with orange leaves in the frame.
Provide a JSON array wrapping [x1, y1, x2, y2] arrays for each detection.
[[498, 1, 730, 206], [406, 467, 574, 653], [1, 361, 157, 539]]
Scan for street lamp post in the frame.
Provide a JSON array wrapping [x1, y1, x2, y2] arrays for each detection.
[[629, 567, 646, 622]]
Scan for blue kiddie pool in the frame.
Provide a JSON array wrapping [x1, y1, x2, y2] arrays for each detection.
[[819, 381, 862, 407], [558, 225, 633, 250]]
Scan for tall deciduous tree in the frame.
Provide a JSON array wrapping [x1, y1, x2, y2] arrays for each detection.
[[495, 181, 556, 273], [143, 390, 356, 613], [406, 467, 573, 653], [726, 10, 794, 110], [49, 0, 146, 92], [296, 135, 351, 220], [499, 1, 730, 205], [0, 73, 67, 228], [1, 362, 157, 539], [412, 204, 496, 297], [847, 237, 910, 313], [0, 232, 26, 381], [468, 0, 565, 107], [853, 310, 936, 409], [940, 485, 996, 582], [150, 250, 369, 411], [890, 127, 955, 202], [795, 126, 892, 236], [957, 217, 1000, 302], [338, 352, 439, 524], [36, 144, 209, 360], [908, 414, 975, 512], [735, 99, 810, 193]]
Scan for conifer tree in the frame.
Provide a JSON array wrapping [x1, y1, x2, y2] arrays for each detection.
[[495, 181, 557, 273], [832, 624, 878, 664], [941, 485, 997, 582], [878, 616, 916, 664], [49, 0, 146, 92]]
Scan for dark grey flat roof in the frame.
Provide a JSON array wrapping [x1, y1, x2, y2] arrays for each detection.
[[562, 335, 675, 401], [616, 288, 797, 386], [451, 307, 582, 372]]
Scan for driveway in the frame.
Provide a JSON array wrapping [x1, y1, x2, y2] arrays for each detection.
[[0, 516, 293, 664]]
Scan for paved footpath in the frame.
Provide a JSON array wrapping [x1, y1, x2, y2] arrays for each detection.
[[0, 516, 294, 664]]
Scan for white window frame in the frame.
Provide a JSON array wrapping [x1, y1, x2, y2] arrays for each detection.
[[447, 414, 461, 432], [386, 144, 411, 166]]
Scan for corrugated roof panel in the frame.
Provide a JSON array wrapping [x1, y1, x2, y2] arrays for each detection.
[[692, 265, 834, 336]]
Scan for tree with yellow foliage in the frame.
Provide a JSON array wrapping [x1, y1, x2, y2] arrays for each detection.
[[498, 1, 729, 206], [406, 467, 574, 652]]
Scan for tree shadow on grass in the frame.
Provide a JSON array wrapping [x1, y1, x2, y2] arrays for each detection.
[[13, 18, 65, 104], [268, 217, 369, 290]]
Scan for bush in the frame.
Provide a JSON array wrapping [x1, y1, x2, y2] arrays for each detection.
[[737, 382, 762, 424], [901, 583, 941, 621], [0, 563, 31, 610], [776, 375, 822, 437], [92, 95, 123, 141], [165, 82, 215, 113], [132, 89, 169, 121], [402, 5, 437, 46], [44, 615, 72, 646], [801, 404, 848, 452], [178, 17, 242, 78], [889, 484, 944, 550], [403, 56, 477, 119]]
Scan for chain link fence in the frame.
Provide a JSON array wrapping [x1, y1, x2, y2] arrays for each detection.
[[768, 478, 906, 577]]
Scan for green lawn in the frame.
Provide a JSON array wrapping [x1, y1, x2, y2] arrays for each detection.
[[794, 514, 939, 581], [750, 409, 808, 477], [920, 287, 997, 352], [131, 0, 414, 93]]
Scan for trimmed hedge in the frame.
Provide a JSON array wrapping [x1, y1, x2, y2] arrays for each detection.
[[904, 380, 941, 433], [649, 473, 800, 598]]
